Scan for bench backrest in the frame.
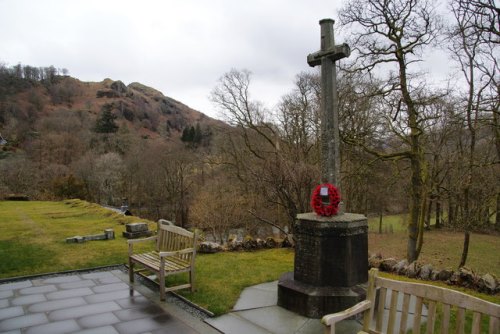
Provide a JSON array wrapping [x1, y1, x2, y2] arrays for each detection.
[[362, 269, 500, 334], [156, 225, 196, 260]]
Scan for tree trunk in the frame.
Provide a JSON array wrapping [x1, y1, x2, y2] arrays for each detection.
[[448, 198, 455, 227], [459, 230, 470, 268], [496, 193, 500, 231], [397, 49, 425, 263], [435, 195, 441, 228], [425, 197, 433, 230], [379, 210, 383, 234]]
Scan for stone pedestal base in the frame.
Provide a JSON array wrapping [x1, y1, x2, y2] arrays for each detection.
[[277, 272, 366, 318], [277, 212, 368, 318]]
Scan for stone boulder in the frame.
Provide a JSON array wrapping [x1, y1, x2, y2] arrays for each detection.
[[419, 264, 433, 280], [380, 258, 398, 272], [255, 238, 266, 249], [265, 237, 277, 248], [406, 262, 420, 278], [281, 236, 293, 248], [393, 259, 409, 275], [227, 240, 243, 251], [437, 269, 453, 281], [243, 237, 258, 250], [368, 254, 382, 269], [448, 271, 460, 285], [458, 267, 478, 288], [478, 273, 497, 294], [198, 241, 223, 254], [430, 269, 440, 281]]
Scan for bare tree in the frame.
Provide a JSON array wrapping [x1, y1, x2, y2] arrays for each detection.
[[448, 0, 500, 267], [339, 0, 442, 262], [210, 69, 319, 232]]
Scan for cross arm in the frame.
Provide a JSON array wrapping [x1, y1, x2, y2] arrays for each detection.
[[307, 43, 351, 67]]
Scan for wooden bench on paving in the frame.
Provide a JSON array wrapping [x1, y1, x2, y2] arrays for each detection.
[[128, 224, 197, 301], [322, 268, 500, 334]]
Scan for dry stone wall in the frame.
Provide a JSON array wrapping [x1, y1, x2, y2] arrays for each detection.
[[368, 253, 499, 295]]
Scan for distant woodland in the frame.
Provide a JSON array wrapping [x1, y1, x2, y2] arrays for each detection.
[[0, 0, 498, 264]]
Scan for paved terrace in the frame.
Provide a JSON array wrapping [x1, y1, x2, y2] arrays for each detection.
[[0, 268, 219, 334], [0, 267, 366, 334]]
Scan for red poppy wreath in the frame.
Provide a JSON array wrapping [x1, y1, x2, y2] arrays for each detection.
[[311, 183, 341, 216]]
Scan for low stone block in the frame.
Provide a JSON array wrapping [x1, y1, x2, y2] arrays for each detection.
[[122, 230, 153, 239], [104, 229, 115, 240], [84, 234, 107, 241], [66, 236, 85, 243], [125, 223, 149, 233]]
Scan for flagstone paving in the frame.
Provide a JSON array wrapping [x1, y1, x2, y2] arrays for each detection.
[[1, 268, 387, 334], [0, 268, 219, 334]]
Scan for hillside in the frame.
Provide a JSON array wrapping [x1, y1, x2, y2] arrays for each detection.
[[0, 70, 224, 144], [0, 64, 231, 224]]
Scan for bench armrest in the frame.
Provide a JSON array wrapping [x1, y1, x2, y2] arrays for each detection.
[[322, 300, 371, 328], [128, 236, 157, 256], [159, 248, 195, 258], [127, 236, 158, 244]]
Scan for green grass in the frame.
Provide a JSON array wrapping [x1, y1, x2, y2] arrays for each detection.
[[176, 248, 294, 315], [0, 199, 156, 277], [368, 217, 500, 277], [368, 214, 410, 233]]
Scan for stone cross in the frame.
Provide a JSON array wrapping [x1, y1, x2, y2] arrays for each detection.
[[307, 19, 350, 191]]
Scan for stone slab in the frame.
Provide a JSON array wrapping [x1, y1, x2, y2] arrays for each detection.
[[24, 319, 80, 334], [233, 286, 278, 311], [205, 313, 273, 334], [77, 312, 120, 328], [122, 230, 153, 239], [126, 222, 149, 233], [48, 301, 122, 321], [0, 313, 48, 332], [235, 306, 310, 334]]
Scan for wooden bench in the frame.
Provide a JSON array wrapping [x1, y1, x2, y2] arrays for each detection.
[[128, 224, 197, 301], [322, 268, 500, 334]]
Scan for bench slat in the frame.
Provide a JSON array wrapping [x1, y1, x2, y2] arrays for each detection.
[[412, 296, 423, 334], [457, 307, 465, 334], [489, 317, 499, 334], [442, 303, 451, 333], [363, 269, 378, 333], [426, 300, 436, 334], [387, 290, 398, 334], [471, 312, 481, 334], [376, 287, 387, 333], [399, 293, 410, 334]]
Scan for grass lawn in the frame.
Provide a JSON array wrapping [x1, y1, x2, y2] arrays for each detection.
[[368, 215, 500, 277], [175, 248, 294, 315], [0, 200, 498, 316], [0, 199, 156, 277]]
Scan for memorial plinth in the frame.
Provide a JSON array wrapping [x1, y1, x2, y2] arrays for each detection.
[[277, 212, 368, 318]]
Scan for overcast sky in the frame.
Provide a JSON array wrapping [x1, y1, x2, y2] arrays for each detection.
[[0, 0, 452, 119]]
